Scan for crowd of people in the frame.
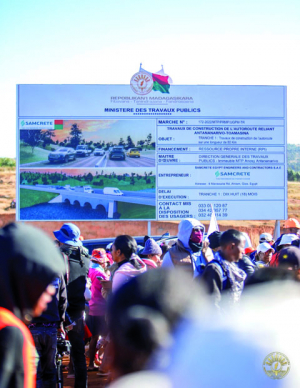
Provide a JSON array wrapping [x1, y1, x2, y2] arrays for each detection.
[[1, 217, 300, 387]]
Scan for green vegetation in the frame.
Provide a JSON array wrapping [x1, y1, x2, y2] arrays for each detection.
[[20, 171, 155, 191], [287, 144, 300, 171], [118, 202, 155, 219], [20, 144, 50, 164], [20, 188, 58, 209], [0, 158, 15, 168]]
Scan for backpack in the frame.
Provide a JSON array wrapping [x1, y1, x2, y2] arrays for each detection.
[[209, 259, 228, 290]]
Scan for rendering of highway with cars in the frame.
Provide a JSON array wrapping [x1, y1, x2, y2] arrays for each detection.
[[20, 147, 155, 168]]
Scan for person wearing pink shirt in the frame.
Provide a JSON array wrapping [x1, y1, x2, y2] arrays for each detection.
[[87, 248, 109, 371]]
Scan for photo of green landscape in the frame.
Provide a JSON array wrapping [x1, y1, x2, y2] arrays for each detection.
[[19, 168, 156, 220]]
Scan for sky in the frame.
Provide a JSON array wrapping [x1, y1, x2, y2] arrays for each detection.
[[1, 0, 300, 157]]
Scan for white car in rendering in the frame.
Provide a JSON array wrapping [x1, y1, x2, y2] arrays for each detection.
[[94, 148, 105, 156], [103, 187, 124, 196]]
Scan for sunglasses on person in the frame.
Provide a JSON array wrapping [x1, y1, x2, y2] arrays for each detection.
[[193, 227, 204, 232]]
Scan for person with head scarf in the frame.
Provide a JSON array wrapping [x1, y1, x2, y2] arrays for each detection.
[[161, 218, 207, 278], [0, 223, 65, 388]]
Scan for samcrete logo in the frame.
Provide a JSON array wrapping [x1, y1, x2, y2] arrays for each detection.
[[130, 64, 173, 95], [21, 120, 25, 127], [215, 171, 250, 178]]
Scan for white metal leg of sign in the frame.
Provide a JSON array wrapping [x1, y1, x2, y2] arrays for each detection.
[[148, 221, 151, 236], [108, 202, 114, 219], [274, 220, 281, 240]]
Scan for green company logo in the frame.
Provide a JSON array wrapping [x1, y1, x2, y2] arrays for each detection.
[[215, 171, 220, 178], [263, 352, 290, 379], [21, 120, 25, 126]]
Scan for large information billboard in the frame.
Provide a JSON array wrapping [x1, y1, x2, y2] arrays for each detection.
[[17, 82, 287, 221]]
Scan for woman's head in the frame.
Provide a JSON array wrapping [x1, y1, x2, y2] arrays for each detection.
[[112, 235, 137, 262]]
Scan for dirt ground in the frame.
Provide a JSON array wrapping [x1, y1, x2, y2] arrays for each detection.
[[0, 168, 15, 215], [1, 168, 299, 247]]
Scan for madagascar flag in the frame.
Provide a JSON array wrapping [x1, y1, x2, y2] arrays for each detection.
[[152, 74, 170, 94], [54, 120, 63, 130]]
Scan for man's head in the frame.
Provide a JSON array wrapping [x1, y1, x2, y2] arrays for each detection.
[[220, 229, 245, 262], [278, 234, 299, 251], [284, 218, 300, 237], [208, 231, 222, 252], [112, 235, 137, 262], [53, 223, 82, 247], [278, 246, 300, 270], [0, 223, 65, 319], [177, 218, 205, 248]]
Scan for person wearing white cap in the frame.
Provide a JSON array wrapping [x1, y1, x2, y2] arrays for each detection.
[[270, 234, 299, 267], [255, 243, 275, 268]]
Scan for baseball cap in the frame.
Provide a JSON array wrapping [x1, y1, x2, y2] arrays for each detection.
[[278, 234, 299, 247], [278, 246, 300, 269], [53, 223, 82, 247], [284, 218, 300, 229], [257, 242, 274, 254], [245, 247, 255, 255], [259, 233, 273, 243]]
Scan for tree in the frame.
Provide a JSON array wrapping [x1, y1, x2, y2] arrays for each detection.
[[41, 130, 55, 148], [20, 130, 42, 153], [86, 172, 93, 183], [146, 133, 152, 146], [288, 169, 295, 181], [69, 123, 82, 148], [127, 136, 135, 148], [119, 138, 125, 146]]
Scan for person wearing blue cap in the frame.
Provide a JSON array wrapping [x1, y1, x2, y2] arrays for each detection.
[[54, 223, 90, 387]]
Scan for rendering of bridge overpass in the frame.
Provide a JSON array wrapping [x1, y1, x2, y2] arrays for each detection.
[[20, 185, 155, 218]]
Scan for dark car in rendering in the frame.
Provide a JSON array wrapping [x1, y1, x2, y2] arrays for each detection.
[[48, 147, 76, 163], [109, 146, 126, 161]]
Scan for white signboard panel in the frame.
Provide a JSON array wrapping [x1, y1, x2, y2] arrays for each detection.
[[17, 82, 287, 221]]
